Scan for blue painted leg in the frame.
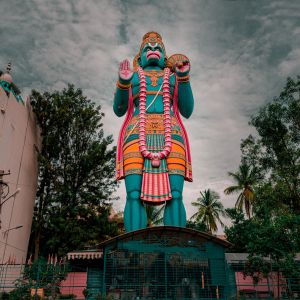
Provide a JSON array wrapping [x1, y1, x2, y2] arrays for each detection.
[[163, 174, 186, 227], [124, 174, 147, 232]]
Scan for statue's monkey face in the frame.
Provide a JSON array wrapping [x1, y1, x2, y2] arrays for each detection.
[[140, 43, 165, 68]]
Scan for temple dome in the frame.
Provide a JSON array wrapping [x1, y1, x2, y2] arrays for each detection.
[[1, 72, 13, 83], [1, 63, 13, 83]]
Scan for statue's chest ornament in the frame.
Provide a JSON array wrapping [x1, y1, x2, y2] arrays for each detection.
[[138, 67, 172, 168], [144, 70, 164, 87]]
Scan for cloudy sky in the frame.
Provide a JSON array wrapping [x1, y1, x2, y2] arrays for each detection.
[[1, 0, 300, 228]]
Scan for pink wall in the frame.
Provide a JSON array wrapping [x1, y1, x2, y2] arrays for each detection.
[[60, 272, 87, 299], [0, 87, 41, 266], [235, 271, 287, 298]]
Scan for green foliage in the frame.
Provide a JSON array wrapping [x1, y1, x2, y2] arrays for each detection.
[[191, 189, 226, 233], [241, 76, 300, 213], [246, 214, 300, 261], [144, 204, 164, 227], [243, 256, 271, 284], [23, 257, 69, 287], [29, 84, 119, 258], [9, 258, 69, 299], [186, 219, 209, 232], [277, 253, 300, 279], [224, 162, 261, 218], [226, 76, 300, 282], [226, 208, 300, 253], [0, 292, 9, 300], [224, 208, 251, 252], [8, 288, 32, 300], [226, 209, 300, 282]]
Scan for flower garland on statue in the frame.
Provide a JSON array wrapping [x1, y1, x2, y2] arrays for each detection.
[[137, 66, 172, 168]]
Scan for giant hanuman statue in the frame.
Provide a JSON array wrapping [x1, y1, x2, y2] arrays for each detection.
[[113, 32, 194, 232]]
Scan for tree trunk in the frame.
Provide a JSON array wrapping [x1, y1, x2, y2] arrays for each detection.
[[34, 228, 41, 261]]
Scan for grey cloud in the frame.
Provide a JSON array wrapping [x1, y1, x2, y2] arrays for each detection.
[[1, 0, 300, 232]]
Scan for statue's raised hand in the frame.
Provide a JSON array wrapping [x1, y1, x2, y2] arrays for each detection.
[[119, 59, 133, 83], [175, 60, 190, 77]]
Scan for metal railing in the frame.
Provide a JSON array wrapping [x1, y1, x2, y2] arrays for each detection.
[[0, 260, 299, 299]]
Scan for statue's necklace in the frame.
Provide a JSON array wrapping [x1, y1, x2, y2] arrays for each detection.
[[143, 70, 164, 86], [138, 67, 172, 168]]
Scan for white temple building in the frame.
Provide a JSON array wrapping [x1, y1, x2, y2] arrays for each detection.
[[0, 64, 40, 265]]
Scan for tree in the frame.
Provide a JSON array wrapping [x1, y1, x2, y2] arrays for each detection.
[[108, 210, 125, 234], [225, 208, 300, 286], [224, 162, 260, 218], [241, 76, 300, 213], [224, 208, 251, 252], [186, 219, 209, 232], [191, 189, 226, 233], [29, 84, 118, 258], [11, 257, 69, 299], [144, 204, 164, 227], [225, 76, 300, 289]]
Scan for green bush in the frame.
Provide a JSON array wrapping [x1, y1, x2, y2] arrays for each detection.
[[8, 287, 31, 300], [0, 292, 9, 300]]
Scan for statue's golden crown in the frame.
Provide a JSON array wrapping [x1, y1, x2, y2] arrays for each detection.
[[133, 32, 167, 71], [139, 32, 166, 55]]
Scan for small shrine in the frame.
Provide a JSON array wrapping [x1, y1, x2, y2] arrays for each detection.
[[77, 226, 235, 299]]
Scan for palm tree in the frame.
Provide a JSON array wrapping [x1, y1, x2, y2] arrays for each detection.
[[191, 189, 226, 233], [224, 162, 259, 218], [144, 204, 164, 227]]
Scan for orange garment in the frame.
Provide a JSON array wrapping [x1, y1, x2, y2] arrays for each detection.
[[122, 114, 187, 177]]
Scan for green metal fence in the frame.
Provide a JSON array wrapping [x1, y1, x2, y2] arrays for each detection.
[[228, 259, 300, 300], [0, 261, 300, 299], [103, 251, 228, 299], [0, 264, 24, 291]]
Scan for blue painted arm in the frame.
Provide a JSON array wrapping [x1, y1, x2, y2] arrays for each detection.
[[113, 84, 129, 117], [177, 81, 194, 119]]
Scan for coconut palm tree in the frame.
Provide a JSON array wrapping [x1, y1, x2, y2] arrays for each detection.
[[144, 204, 164, 227], [191, 189, 226, 233], [224, 162, 259, 218]]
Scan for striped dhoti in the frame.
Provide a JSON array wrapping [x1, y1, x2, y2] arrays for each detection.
[[123, 114, 187, 205]]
